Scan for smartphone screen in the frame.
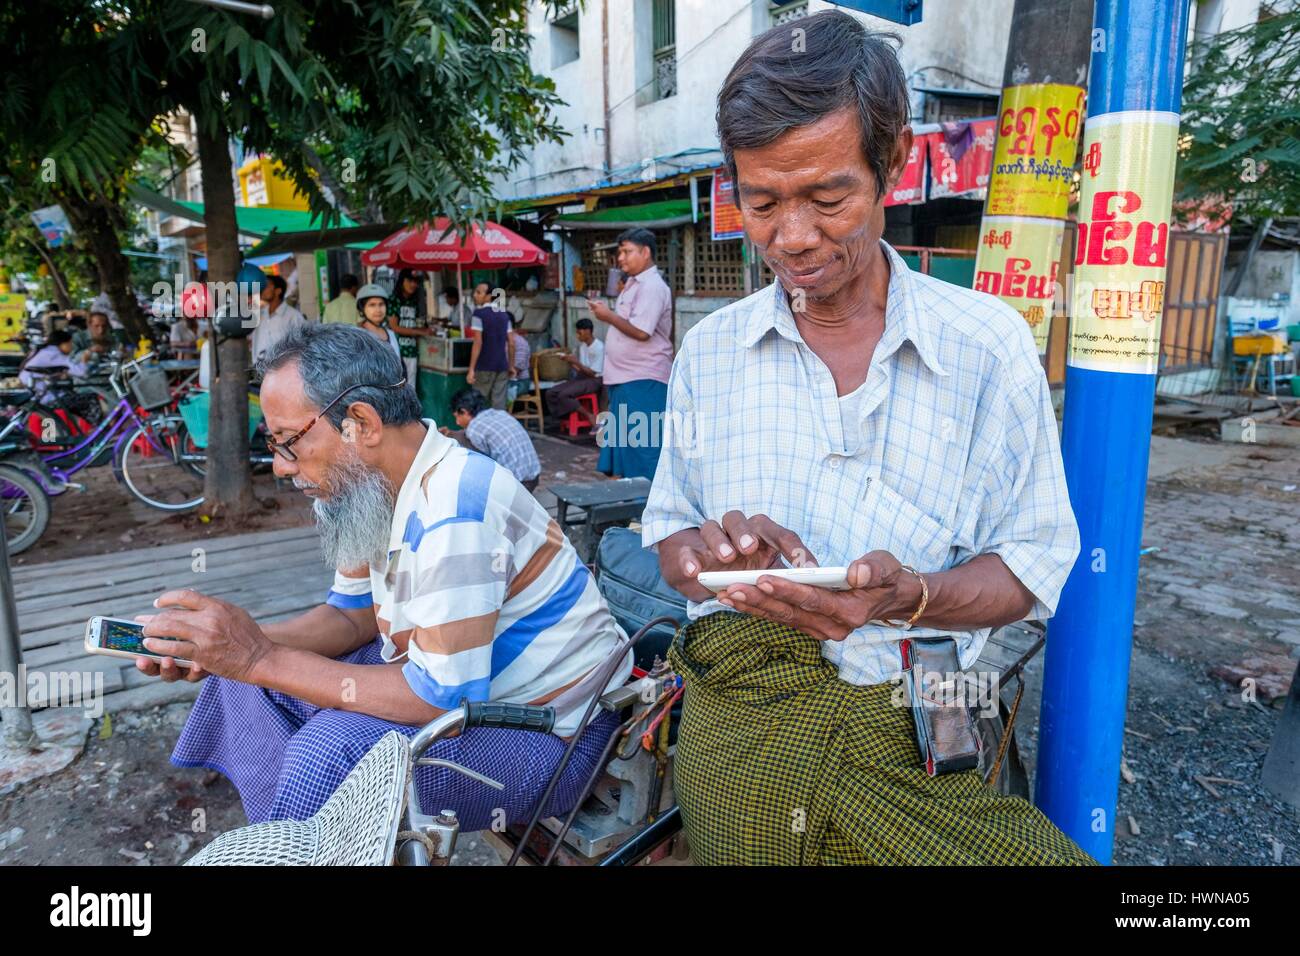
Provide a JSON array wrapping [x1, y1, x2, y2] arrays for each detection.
[[98, 619, 181, 658]]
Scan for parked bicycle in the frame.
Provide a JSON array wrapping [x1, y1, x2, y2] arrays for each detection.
[[0, 460, 51, 555], [0, 353, 205, 511]]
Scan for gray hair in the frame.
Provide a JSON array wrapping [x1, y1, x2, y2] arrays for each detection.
[[716, 9, 910, 200], [257, 323, 422, 429]]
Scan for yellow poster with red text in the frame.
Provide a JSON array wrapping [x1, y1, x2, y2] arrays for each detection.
[[986, 84, 1085, 219], [974, 218, 1064, 356], [0, 293, 25, 354], [1068, 112, 1179, 375]]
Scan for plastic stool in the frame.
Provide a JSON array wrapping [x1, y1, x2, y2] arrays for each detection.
[[563, 393, 599, 437]]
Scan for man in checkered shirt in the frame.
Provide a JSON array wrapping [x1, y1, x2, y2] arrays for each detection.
[[441, 386, 541, 491], [640, 11, 1092, 864]]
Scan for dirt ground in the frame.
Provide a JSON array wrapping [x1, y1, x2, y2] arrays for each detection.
[[2, 428, 1296, 866], [11, 425, 599, 566], [10, 466, 314, 567]]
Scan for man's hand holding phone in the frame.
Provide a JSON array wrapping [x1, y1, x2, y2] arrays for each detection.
[[135, 589, 274, 685], [132, 613, 206, 683], [659, 511, 817, 603]]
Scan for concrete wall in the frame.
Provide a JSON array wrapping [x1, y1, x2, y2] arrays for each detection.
[[1233, 250, 1300, 325], [501, 0, 1014, 200]]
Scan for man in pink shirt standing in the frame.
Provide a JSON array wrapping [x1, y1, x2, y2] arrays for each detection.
[[584, 228, 674, 480]]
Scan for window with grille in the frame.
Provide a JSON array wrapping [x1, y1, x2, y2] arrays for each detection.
[[770, 1, 809, 27], [653, 0, 676, 100], [572, 228, 682, 294], [692, 223, 747, 295]]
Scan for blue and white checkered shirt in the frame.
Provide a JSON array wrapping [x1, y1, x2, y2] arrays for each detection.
[[640, 241, 1079, 686], [465, 408, 541, 483]]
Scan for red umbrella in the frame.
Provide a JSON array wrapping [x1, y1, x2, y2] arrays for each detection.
[[361, 217, 547, 269]]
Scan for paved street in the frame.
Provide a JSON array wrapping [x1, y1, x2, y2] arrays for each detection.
[[1014, 435, 1300, 865]]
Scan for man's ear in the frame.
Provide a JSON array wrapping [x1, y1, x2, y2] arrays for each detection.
[[885, 126, 914, 194], [342, 402, 384, 448]]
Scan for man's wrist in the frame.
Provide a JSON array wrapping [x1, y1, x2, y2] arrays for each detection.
[[249, 641, 289, 687], [883, 568, 927, 623]]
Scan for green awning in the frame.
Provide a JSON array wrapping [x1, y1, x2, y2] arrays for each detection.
[[128, 184, 359, 239], [552, 198, 694, 231], [171, 199, 359, 236]]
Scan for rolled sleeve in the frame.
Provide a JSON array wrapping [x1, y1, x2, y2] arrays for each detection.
[[326, 566, 372, 610], [973, 373, 1079, 620], [641, 346, 705, 548]]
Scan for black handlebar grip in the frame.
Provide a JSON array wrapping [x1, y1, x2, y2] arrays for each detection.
[[462, 699, 556, 734]]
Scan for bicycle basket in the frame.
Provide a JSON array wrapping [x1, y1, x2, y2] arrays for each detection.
[[129, 366, 172, 410]]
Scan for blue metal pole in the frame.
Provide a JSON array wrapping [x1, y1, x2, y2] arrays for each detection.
[[1034, 0, 1192, 864]]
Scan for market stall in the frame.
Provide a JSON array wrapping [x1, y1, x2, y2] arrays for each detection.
[[362, 218, 548, 418]]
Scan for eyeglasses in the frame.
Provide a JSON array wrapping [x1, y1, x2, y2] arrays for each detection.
[[266, 378, 408, 462]]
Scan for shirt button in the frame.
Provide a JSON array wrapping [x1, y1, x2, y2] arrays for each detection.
[[828, 456, 841, 469]]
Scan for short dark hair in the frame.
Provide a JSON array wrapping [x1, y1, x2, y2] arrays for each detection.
[[265, 274, 288, 296], [616, 228, 656, 261], [716, 10, 910, 200], [450, 386, 487, 418], [340, 274, 359, 292], [397, 268, 422, 286], [575, 318, 594, 332], [258, 324, 421, 429], [444, 286, 460, 303]]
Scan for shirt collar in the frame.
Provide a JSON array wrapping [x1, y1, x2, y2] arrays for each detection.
[[388, 420, 458, 554], [737, 240, 947, 378], [626, 264, 660, 286]]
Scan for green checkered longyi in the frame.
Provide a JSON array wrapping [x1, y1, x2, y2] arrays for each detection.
[[667, 613, 1096, 866]]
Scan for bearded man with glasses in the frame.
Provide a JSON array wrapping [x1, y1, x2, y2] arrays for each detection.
[[135, 324, 632, 828]]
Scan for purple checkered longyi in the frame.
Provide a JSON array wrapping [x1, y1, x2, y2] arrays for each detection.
[[171, 637, 620, 830]]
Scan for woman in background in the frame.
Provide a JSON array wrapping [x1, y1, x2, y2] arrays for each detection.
[[355, 284, 403, 363]]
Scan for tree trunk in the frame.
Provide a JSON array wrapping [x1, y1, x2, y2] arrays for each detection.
[[57, 191, 149, 339], [194, 115, 255, 521], [22, 236, 73, 310]]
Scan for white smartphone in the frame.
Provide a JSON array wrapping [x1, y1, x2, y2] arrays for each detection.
[[696, 566, 853, 593], [84, 616, 192, 667]]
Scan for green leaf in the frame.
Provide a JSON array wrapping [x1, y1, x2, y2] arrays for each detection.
[[254, 43, 273, 99], [267, 47, 308, 100]]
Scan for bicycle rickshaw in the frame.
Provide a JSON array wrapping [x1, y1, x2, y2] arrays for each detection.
[[189, 525, 1046, 867]]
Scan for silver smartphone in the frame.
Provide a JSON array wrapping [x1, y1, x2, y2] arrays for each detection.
[[84, 616, 192, 667]]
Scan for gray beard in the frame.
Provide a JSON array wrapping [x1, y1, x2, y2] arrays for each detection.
[[305, 450, 395, 571]]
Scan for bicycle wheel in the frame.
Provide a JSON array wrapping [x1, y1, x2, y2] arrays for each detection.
[[173, 422, 207, 478], [0, 463, 51, 555], [115, 420, 205, 511]]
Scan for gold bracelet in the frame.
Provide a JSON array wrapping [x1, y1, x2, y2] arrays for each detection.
[[875, 565, 929, 630]]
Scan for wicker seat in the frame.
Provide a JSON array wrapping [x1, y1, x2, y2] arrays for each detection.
[[186, 731, 412, 866]]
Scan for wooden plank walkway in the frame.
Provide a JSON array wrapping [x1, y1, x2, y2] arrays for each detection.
[[12, 525, 333, 714]]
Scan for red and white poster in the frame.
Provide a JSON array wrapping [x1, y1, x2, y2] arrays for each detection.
[[884, 138, 927, 207], [927, 119, 996, 200], [711, 170, 745, 240]]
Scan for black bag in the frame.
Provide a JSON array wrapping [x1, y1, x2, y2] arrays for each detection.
[[594, 527, 688, 669], [902, 636, 982, 776]]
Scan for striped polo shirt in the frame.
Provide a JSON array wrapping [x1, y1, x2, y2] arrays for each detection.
[[327, 422, 631, 736]]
